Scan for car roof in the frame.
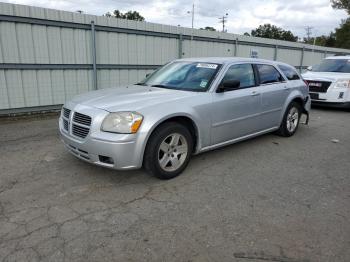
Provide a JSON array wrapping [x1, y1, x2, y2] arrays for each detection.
[[175, 57, 292, 67], [325, 55, 350, 60]]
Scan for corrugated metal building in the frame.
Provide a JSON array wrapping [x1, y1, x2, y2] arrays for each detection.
[[0, 2, 349, 114]]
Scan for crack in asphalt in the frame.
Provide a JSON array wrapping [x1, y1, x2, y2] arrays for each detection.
[[233, 251, 310, 262]]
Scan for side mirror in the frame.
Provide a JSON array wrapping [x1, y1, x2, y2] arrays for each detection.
[[306, 66, 312, 71], [217, 79, 240, 93]]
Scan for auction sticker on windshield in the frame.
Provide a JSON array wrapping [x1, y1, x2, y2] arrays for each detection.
[[196, 63, 218, 69], [200, 80, 208, 88]]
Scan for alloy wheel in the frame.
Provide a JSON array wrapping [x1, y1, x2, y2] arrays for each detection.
[[158, 133, 188, 172]]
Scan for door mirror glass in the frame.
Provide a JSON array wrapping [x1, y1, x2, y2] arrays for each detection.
[[223, 79, 240, 89], [217, 79, 240, 92]]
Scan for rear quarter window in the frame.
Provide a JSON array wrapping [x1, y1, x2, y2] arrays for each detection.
[[278, 64, 300, 80]]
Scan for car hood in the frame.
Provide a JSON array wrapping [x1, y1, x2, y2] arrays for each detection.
[[302, 71, 350, 82], [71, 85, 197, 112]]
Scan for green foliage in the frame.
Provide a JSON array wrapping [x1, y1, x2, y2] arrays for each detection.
[[304, 33, 337, 47], [199, 26, 216, 31], [335, 18, 350, 48], [104, 10, 145, 21], [251, 24, 298, 42], [331, 0, 350, 14]]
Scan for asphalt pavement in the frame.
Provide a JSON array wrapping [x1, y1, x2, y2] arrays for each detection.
[[0, 108, 349, 262]]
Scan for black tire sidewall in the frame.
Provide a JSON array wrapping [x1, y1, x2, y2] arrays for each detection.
[[281, 102, 302, 136], [144, 122, 193, 179]]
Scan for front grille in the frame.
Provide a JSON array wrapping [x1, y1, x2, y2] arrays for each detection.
[[63, 119, 69, 131], [71, 112, 92, 139], [73, 112, 92, 126], [307, 80, 332, 93], [72, 124, 90, 138], [62, 108, 71, 132], [62, 108, 71, 118]]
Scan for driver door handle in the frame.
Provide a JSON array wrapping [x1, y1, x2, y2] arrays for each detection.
[[251, 91, 260, 96]]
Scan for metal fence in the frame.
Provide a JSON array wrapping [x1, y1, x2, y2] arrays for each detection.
[[1, 2, 349, 114]]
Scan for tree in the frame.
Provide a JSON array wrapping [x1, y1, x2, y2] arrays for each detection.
[[331, 0, 350, 14], [199, 26, 216, 31], [243, 32, 250, 36], [123, 11, 145, 21], [251, 24, 298, 42], [303, 33, 337, 47], [335, 18, 350, 48], [104, 10, 145, 21]]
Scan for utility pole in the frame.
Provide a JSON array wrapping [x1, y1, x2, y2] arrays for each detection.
[[191, 3, 194, 33], [305, 26, 313, 42], [187, 3, 195, 40], [219, 13, 228, 32], [187, 3, 195, 56]]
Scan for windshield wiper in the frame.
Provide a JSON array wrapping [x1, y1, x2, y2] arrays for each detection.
[[151, 84, 171, 89], [135, 83, 147, 86]]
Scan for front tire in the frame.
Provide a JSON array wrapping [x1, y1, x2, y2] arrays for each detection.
[[143, 122, 193, 179], [277, 102, 302, 137]]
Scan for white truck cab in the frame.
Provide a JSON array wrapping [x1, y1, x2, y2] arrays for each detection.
[[302, 56, 350, 109]]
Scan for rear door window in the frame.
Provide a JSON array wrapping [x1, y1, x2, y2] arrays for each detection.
[[278, 65, 300, 80], [256, 64, 284, 84]]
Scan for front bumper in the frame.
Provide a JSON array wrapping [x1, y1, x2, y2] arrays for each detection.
[[309, 85, 350, 109], [311, 100, 350, 109], [59, 103, 145, 170]]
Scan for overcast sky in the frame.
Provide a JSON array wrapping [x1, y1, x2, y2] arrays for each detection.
[[3, 0, 348, 38]]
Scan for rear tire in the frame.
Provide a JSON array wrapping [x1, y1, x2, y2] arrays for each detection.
[[143, 122, 193, 180], [276, 102, 302, 137]]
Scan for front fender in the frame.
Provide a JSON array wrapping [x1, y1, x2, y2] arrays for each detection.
[[136, 108, 210, 166]]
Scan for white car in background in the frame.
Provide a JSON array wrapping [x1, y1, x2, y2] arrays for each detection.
[[302, 56, 350, 109]]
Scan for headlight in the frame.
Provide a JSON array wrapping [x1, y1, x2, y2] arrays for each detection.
[[334, 79, 350, 89], [101, 112, 143, 134]]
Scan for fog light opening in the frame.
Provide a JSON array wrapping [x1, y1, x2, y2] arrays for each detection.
[[99, 155, 114, 165]]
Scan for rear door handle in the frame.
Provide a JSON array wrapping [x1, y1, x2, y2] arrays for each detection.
[[251, 91, 260, 96]]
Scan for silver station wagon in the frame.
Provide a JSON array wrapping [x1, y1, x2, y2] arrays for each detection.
[[59, 57, 311, 179]]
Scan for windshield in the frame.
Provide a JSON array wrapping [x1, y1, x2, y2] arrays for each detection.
[[138, 61, 221, 91], [312, 59, 350, 73]]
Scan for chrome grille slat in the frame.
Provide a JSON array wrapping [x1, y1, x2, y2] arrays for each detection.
[[72, 122, 90, 128]]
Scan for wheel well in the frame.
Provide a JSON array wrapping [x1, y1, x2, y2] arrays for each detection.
[[291, 97, 303, 108], [150, 116, 198, 153]]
